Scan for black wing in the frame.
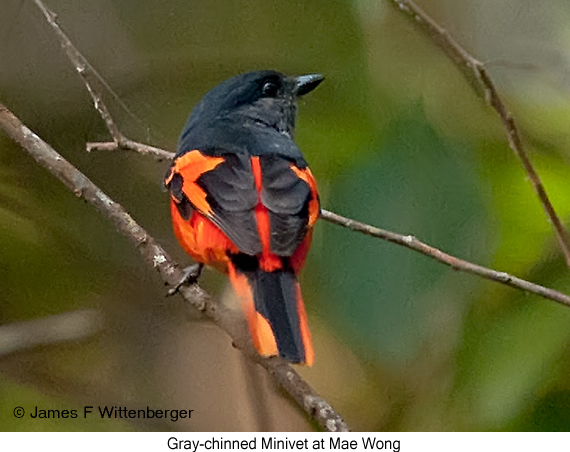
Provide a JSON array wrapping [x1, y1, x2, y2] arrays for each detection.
[[196, 152, 262, 255], [259, 155, 312, 256]]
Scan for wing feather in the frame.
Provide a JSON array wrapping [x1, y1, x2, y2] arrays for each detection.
[[259, 155, 319, 256]]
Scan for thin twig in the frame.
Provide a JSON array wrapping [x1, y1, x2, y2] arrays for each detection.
[[0, 309, 103, 357], [86, 140, 174, 160], [33, 0, 165, 157], [0, 101, 350, 432], [386, 0, 570, 268], [321, 210, 570, 308], [32, 0, 125, 144], [34, 0, 171, 161]]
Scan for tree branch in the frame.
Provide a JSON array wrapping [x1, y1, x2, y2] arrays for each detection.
[[385, 0, 570, 268], [0, 101, 350, 432], [32, 0, 172, 161], [86, 140, 173, 160], [320, 210, 570, 308], [32, 0, 124, 144]]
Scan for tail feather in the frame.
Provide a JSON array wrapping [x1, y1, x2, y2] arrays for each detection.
[[228, 262, 314, 365]]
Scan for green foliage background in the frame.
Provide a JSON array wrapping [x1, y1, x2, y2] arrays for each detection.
[[2, 0, 570, 431]]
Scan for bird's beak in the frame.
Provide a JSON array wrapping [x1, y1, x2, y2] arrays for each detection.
[[294, 74, 324, 97]]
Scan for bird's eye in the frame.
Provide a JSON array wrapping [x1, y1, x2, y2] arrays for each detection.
[[261, 81, 279, 97]]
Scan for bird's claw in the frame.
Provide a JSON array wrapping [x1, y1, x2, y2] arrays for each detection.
[[167, 263, 204, 296]]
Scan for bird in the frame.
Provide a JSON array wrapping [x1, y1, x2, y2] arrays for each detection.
[[164, 70, 322, 365]]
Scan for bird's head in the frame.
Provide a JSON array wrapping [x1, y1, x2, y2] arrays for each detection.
[[182, 70, 324, 142]]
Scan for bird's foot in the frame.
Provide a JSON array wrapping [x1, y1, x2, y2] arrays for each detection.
[[167, 263, 204, 296]]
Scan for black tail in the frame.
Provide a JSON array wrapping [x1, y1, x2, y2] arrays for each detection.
[[228, 263, 313, 365]]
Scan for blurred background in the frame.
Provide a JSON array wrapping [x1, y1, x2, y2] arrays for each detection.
[[2, 0, 570, 431]]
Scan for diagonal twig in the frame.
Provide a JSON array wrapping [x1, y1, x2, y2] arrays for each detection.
[[0, 101, 350, 432], [32, 0, 172, 160], [320, 210, 570, 308], [385, 0, 570, 268], [32, 0, 123, 144]]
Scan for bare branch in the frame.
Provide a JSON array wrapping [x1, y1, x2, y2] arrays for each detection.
[[321, 210, 570, 308], [33, 0, 173, 161], [0, 309, 103, 357], [0, 101, 350, 432], [385, 0, 570, 268], [32, 0, 126, 144], [87, 140, 174, 160]]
